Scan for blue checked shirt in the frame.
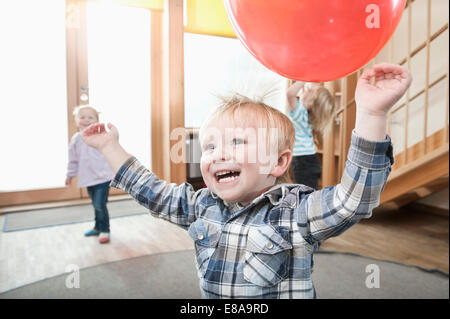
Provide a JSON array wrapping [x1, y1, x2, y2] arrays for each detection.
[[110, 131, 394, 299]]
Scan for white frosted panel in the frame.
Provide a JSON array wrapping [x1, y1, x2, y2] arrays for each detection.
[[431, 0, 449, 35], [392, 7, 409, 64], [407, 93, 426, 148], [390, 108, 406, 155], [0, 0, 68, 191], [427, 79, 448, 136], [410, 48, 427, 97], [375, 43, 391, 64], [429, 29, 449, 84], [411, 0, 428, 51]]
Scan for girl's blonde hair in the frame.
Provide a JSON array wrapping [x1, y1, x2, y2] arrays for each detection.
[[308, 87, 336, 146], [199, 94, 295, 184], [72, 104, 100, 120]]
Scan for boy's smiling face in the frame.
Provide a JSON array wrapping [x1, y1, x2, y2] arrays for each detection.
[[200, 116, 279, 206]]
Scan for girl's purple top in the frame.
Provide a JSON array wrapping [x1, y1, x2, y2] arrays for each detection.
[[67, 132, 114, 188]]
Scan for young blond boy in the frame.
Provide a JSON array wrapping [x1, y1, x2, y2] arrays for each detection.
[[82, 63, 411, 298]]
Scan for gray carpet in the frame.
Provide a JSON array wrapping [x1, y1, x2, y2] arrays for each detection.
[[0, 250, 448, 299], [3, 200, 147, 232]]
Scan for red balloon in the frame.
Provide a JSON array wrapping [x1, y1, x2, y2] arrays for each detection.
[[224, 0, 406, 82]]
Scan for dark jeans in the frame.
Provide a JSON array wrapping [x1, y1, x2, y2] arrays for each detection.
[[87, 181, 111, 233], [291, 154, 322, 190]]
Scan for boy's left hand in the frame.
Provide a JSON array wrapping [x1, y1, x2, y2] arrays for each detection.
[[355, 63, 412, 116]]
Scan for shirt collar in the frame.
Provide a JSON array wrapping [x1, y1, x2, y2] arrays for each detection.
[[209, 183, 299, 210], [259, 183, 290, 206]]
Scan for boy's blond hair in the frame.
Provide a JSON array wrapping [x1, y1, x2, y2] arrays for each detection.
[[72, 104, 100, 121], [199, 94, 295, 184]]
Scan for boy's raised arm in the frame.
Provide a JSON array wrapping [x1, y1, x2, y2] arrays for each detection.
[[82, 122, 198, 228], [287, 81, 305, 111], [82, 123, 132, 173], [296, 63, 411, 244]]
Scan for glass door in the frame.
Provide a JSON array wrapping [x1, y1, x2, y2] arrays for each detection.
[[0, 0, 152, 206], [84, 2, 152, 197], [0, 0, 79, 206]]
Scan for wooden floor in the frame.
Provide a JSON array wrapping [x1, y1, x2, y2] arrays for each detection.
[[321, 206, 449, 273], [0, 213, 194, 294], [0, 203, 448, 294]]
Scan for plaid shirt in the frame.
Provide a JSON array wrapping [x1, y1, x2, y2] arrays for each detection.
[[110, 131, 393, 299]]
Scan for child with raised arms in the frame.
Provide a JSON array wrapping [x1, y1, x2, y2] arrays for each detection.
[[82, 63, 411, 298]]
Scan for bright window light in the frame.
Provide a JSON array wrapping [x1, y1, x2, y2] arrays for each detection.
[[0, 0, 68, 191], [184, 33, 288, 128], [86, 2, 152, 168]]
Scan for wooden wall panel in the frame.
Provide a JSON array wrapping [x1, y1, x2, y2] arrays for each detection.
[[321, 82, 336, 188], [385, 0, 449, 175], [151, 10, 165, 179], [328, 0, 448, 204], [162, 0, 186, 184]]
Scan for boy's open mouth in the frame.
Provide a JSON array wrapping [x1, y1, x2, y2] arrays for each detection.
[[215, 170, 241, 183]]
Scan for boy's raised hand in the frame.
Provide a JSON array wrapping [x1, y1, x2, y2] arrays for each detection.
[[82, 123, 119, 152], [82, 123, 131, 174], [354, 63, 411, 141], [355, 63, 412, 116]]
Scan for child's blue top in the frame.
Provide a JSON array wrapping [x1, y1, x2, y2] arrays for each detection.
[[288, 99, 316, 156], [110, 131, 393, 299]]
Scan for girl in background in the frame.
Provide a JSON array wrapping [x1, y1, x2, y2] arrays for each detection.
[[66, 105, 114, 244], [287, 82, 336, 189]]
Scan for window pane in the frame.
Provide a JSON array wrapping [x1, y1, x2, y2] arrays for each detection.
[[184, 33, 288, 128], [0, 0, 68, 191], [86, 3, 151, 167]]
